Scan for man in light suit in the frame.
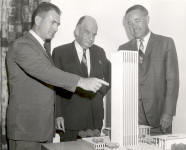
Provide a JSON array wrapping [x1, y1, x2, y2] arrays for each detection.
[[6, 3, 108, 150], [52, 16, 111, 141], [118, 5, 179, 135]]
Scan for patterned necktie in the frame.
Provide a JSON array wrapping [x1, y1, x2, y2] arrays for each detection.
[[81, 49, 88, 77], [44, 42, 51, 57], [139, 39, 144, 64], [138, 39, 144, 100], [44, 41, 54, 64]]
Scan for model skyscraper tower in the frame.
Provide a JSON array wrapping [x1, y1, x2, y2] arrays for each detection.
[[111, 51, 139, 147]]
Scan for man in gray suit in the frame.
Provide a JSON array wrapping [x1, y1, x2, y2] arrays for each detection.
[[6, 2, 108, 150], [118, 5, 179, 135]]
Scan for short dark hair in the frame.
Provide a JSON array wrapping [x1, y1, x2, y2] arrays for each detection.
[[125, 5, 148, 16], [31, 2, 61, 27]]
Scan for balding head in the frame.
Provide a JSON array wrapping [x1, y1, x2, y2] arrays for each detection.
[[74, 16, 98, 49], [76, 16, 98, 29]]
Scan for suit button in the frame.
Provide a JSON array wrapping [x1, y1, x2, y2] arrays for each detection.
[[140, 83, 144, 86]]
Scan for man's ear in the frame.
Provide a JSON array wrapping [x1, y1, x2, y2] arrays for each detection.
[[35, 15, 42, 26], [74, 27, 80, 38]]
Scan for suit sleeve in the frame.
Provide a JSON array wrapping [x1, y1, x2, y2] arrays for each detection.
[[14, 42, 80, 92], [52, 49, 63, 117], [55, 88, 65, 117], [163, 38, 179, 116]]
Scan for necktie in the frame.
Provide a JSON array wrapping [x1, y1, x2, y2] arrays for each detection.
[[138, 40, 144, 100], [44, 41, 54, 64], [81, 49, 88, 77], [44, 41, 51, 57], [139, 39, 144, 64]]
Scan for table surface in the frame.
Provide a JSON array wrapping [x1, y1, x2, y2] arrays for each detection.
[[42, 141, 165, 150], [42, 141, 95, 150]]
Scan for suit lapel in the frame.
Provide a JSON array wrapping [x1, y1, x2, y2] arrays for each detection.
[[89, 46, 104, 77], [140, 33, 156, 81], [26, 32, 53, 63], [89, 47, 95, 77], [144, 33, 155, 58]]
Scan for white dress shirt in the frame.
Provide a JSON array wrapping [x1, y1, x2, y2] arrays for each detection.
[[137, 31, 151, 54], [29, 30, 46, 52], [74, 41, 91, 76]]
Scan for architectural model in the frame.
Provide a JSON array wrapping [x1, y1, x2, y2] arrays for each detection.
[[110, 51, 186, 150]]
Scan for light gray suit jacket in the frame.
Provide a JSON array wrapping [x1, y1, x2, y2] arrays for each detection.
[[6, 32, 80, 142], [118, 33, 179, 127]]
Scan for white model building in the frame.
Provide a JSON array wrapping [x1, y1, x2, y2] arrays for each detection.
[[110, 51, 186, 150], [111, 51, 139, 147]]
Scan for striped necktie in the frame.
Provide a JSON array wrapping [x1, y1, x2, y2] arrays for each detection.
[[139, 39, 144, 64], [44, 42, 51, 57], [81, 49, 88, 77]]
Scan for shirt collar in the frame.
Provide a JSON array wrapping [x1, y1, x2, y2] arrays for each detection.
[[137, 31, 151, 44], [137, 31, 151, 52], [29, 30, 45, 48], [143, 31, 151, 44], [74, 40, 86, 53]]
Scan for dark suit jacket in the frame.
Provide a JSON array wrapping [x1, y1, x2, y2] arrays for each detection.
[[6, 32, 80, 142], [52, 42, 111, 130], [118, 33, 179, 127]]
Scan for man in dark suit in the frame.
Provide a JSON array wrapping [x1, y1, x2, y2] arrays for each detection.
[[6, 3, 108, 150], [52, 16, 111, 141], [118, 5, 179, 135]]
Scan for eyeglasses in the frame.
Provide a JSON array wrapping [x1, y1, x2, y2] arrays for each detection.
[[126, 15, 147, 26]]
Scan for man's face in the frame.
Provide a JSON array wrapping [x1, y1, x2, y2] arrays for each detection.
[[126, 9, 149, 39], [75, 20, 98, 49], [36, 10, 60, 40]]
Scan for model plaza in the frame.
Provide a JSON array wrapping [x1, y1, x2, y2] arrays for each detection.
[[81, 51, 186, 150]]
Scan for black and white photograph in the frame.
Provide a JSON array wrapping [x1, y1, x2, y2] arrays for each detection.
[[0, 0, 186, 150]]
